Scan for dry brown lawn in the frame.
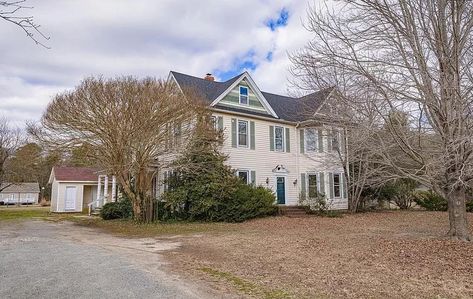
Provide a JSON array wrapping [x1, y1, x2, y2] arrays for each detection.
[[163, 211, 473, 299]]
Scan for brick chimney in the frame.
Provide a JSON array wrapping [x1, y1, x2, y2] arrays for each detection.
[[204, 73, 215, 81]]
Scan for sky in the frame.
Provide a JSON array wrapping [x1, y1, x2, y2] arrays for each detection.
[[0, 0, 316, 127]]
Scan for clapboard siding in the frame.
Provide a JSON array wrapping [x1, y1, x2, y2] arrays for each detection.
[[219, 79, 268, 113], [214, 111, 347, 207]]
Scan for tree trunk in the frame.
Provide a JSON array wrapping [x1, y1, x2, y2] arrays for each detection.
[[447, 188, 470, 241]]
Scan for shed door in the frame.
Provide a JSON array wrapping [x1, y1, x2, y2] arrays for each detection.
[[65, 186, 77, 211]]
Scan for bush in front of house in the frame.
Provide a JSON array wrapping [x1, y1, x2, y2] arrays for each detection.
[[100, 197, 133, 220], [159, 119, 277, 222], [378, 178, 418, 209], [413, 190, 447, 211]]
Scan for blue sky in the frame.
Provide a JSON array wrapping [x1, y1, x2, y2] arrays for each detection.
[[0, 1, 313, 126]]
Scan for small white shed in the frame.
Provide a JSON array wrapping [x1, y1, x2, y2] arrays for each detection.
[[49, 166, 117, 213]]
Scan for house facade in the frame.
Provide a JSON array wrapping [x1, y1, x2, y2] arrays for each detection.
[[166, 71, 348, 209], [0, 183, 40, 205]]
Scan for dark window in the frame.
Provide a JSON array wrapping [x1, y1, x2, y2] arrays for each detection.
[[333, 173, 341, 198], [238, 171, 249, 184], [308, 174, 318, 198]]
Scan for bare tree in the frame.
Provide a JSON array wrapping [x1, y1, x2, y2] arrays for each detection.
[[0, 117, 22, 192], [291, 0, 473, 240], [1, 0, 49, 47], [29, 76, 204, 222]]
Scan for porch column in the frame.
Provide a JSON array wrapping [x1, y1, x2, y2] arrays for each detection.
[[96, 176, 102, 208], [103, 175, 109, 204], [111, 176, 117, 202]]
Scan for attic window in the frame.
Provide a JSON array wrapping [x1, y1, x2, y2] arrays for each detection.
[[239, 86, 249, 105]]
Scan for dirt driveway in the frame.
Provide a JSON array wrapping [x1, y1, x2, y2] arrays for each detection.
[[0, 220, 221, 299]]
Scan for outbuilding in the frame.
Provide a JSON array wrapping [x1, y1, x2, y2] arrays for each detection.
[[0, 183, 40, 205]]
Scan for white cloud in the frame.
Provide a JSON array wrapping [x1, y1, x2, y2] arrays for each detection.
[[0, 0, 316, 126]]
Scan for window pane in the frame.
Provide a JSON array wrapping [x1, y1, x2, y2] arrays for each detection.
[[275, 126, 284, 151], [332, 130, 339, 151], [240, 86, 249, 104], [238, 171, 249, 184], [333, 174, 341, 197], [238, 120, 248, 146], [306, 128, 317, 151], [308, 175, 318, 198]]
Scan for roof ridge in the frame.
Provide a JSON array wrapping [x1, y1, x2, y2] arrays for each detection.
[[171, 70, 246, 84]]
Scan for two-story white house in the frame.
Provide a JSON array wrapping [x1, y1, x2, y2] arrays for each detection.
[[165, 71, 348, 210]]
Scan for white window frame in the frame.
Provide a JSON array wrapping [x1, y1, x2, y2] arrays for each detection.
[[305, 128, 318, 152], [333, 173, 342, 199], [332, 129, 341, 152], [239, 85, 249, 105], [237, 119, 249, 148], [274, 126, 285, 152], [210, 116, 218, 130], [237, 170, 250, 184]]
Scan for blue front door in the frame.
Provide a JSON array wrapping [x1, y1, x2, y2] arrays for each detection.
[[276, 177, 285, 204]]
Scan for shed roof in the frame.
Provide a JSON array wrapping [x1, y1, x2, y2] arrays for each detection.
[[51, 166, 99, 182]]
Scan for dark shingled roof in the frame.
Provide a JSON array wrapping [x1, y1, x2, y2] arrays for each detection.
[[170, 71, 331, 122], [52, 167, 99, 182]]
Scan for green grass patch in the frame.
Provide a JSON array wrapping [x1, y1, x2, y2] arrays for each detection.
[[71, 217, 236, 238], [200, 267, 292, 299], [0, 207, 51, 221]]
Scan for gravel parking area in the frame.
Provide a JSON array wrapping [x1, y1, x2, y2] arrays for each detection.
[[165, 211, 473, 298], [0, 220, 217, 299]]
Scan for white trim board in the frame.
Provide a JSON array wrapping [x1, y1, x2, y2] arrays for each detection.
[[210, 72, 279, 119]]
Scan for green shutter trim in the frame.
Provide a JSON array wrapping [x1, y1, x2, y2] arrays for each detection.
[[328, 172, 334, 199], [285, 128, 290, 152], [269, 126, 274, 151], [318, 129, 324, 153], [231, 118, 237, 148], [341, 129, 346, 154], [300, 173, 306, 199], [319, 172, 325, 195], [299, 129, 305, 153], [327, 129, 332, 152], [342, 173, 348, 198], [251, 171, 256, 185], [217, 116, 223, 130], [250, 121, 255, 150]]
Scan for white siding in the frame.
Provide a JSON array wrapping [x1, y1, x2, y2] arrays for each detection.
[[156, 111, 349, 210], [54, 182, 84, 213]]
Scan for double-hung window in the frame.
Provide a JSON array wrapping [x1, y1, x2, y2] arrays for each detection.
[[238, 120, 248, 147], [305, 128, 317, 152], [274, 126, 284, 151], [238, 170, 249, 184], [333, 173, 341, 198], [332, 129, 340, 151], [308, 174, 318, 198], [239, 86, 249, 105]]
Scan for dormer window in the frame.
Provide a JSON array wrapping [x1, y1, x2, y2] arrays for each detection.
[[239, 86, 249, 105]]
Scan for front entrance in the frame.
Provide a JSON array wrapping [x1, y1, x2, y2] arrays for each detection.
[[276, 177, 285, 204], [65, 186, 77, 211]]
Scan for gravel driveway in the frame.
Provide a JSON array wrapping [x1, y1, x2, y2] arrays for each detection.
[[0, 220, 214, 299]]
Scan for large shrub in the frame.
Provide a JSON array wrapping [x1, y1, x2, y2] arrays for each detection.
[[378, 178, 418, 209], [413, 190, 447, 211], [159, 119, 277, 222], [100, 198, 133, 220]]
